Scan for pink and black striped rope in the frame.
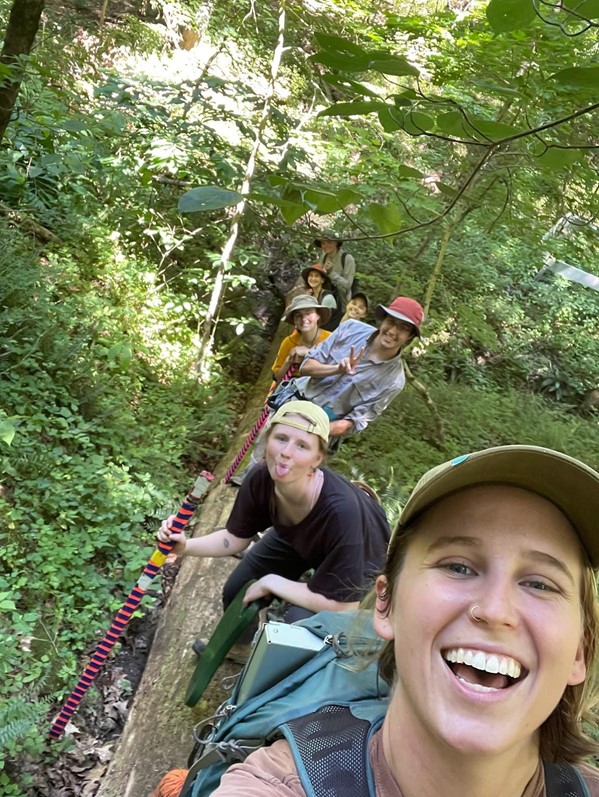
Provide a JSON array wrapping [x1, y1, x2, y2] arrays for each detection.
[[49, 471, 214, 740], [222, 364, 298, 484]]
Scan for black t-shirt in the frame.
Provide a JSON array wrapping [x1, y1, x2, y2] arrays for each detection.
[[226, 465, 391, 602]]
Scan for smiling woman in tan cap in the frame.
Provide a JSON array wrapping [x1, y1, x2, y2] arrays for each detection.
[[198, 445, 599, 797]]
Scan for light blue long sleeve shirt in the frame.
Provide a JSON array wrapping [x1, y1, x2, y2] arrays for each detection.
[[293, 320, 406, 434]]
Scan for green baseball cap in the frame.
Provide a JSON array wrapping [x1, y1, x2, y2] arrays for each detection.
[[269, 400, 330, 445], [398, 445, 599, 568], [282, 294, 332, 326]]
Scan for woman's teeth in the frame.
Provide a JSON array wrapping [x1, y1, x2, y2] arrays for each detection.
[[444, 647, 522, 679]]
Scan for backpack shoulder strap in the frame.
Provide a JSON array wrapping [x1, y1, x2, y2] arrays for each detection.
[[341, 252, 347, 267], [283, 704, 383, 797], [283, 725, 592, 797], [543, 761, 591, 797]]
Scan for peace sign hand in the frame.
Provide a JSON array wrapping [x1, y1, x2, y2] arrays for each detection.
[[338, 346, 365, 376]]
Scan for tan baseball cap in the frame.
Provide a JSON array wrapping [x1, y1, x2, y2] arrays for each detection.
[[398, 445, 599, 567], [269, 400, 330, 445]]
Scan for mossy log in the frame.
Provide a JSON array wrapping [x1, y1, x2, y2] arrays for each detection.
[[97, 326, 285, 797]]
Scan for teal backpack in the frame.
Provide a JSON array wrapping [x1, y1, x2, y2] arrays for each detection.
[[179, 610, 590, 797], [180, 610, 388, 797]]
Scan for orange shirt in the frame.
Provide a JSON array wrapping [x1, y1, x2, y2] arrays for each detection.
[[271, 329, 331, 375]]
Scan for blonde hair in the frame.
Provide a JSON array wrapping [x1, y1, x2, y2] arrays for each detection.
[[376, 525, 599, 764]]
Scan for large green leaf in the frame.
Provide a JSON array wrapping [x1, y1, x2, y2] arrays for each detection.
[[369, 202, 402, 235], [324, 75, 381, 98], [304, 189, 345, 214], [280, 202, 310, 224], [369, 56, 419, 77], [310, 51, 372, 73], [178, 186, 243, 213], [470, 117, 521, 141], [436, 111, 469, 137], [266, 175, 287, 187], [436, 182, 459, 198], [265, 183, 362, 215], [562, 0, 599, 18], [402, 111, 435, 134], [318, 101, 387, 117], [378, 107, 404, 132], [550, 65, 599, 88], [0, 420, 15, 446], [486, 0, 536, 32], [397, 165, 425, 179], [336, 187, 364, 207], [275, 187, 310, 224], [536, 148, 582, 170], [313, 33, 370, 56], [391, 94, 414, 107], [250, 191, 308, 210]]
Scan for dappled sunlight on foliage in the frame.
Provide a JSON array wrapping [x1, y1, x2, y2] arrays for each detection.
[[0, 0, 598, 790]]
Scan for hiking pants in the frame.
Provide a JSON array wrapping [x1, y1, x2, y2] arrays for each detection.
[[223, 529, 315, 625]]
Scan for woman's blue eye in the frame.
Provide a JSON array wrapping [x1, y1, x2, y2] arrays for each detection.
[[523, 580, 557, 593], [447, 562, 472, 575]]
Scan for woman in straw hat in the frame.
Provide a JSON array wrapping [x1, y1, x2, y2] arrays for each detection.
[[271, 294, 332, 384]]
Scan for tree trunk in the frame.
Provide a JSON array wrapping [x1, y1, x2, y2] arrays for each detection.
[[0, 0, 45, 144], [403, 359, 445, 449], [422, 224, 452, 320], [99, 0, 110, 26], [195, 0, 287, 371], [96, 327, 288, 797]]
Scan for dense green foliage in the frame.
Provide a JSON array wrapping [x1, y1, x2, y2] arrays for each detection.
[[0, 0, 598, 791]]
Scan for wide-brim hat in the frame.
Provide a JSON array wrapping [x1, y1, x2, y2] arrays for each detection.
[[301, 263, 332, 290], [282, 293, 332, 325], [269, 400, 330, 445], [313, 228, 344, 248], [375, 296, 424, 337], [396, 445, 599, 568]]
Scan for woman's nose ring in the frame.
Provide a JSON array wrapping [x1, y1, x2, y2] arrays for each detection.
[[470, 605, 483, 622]]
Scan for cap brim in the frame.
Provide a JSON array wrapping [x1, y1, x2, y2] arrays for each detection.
[[399, 445, 599, 567], [350, 292, 369, 310], [313, 238, 343, 247], [375, 305, 421, 337], [270, 400, 330, 444]]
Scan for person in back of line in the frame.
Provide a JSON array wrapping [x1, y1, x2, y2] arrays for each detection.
[[340, 290, 369, 325], [301, 263, 337, 313], [279, 296, 424, 441], [314, 229, 356, 304], [206, 445, 599, 797], [156, 401, 391, 662], [271, 295, 332, 384]]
